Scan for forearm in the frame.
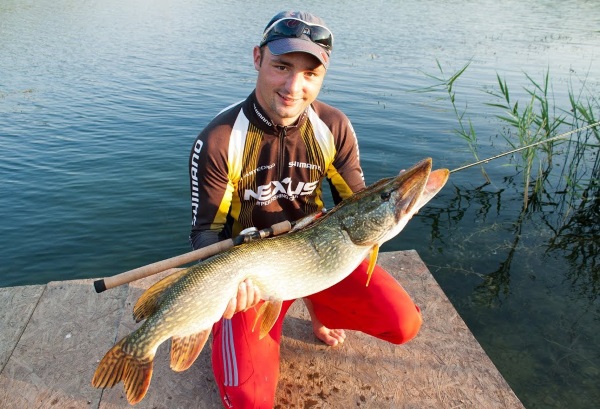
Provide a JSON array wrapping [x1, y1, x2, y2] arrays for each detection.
[[190, 229, 220, 250]]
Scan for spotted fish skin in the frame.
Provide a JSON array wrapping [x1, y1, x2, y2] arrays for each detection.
[[91, 158, 449, 404]]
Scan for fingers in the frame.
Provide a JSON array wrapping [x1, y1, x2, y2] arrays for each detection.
[[245, 278, 261, 307], [223, 279, 262, 319], [239, 278, 261, 310], [222, 297, 236, 319], [236, 281, 248, 312]]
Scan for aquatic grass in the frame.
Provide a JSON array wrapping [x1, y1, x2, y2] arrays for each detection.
[[421, 62, 599, 211], [552, 76, 600, 231], [566, 66, 600, 144], [485, 69, 569, 209], [415, 60, 491, 184]]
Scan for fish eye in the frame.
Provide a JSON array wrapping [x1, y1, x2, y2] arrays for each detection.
[[380, 191, 391, 201]]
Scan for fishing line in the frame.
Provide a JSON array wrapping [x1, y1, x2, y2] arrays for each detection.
[[449, 121, 600, 174]]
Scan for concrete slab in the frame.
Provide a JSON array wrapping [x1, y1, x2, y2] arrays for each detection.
[[0, 285, 45, 370], [0, 280, 128, 408], [0, 251, 524, 408]]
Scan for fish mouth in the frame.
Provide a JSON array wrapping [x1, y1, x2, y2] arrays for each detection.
[[393, 158, 433, 217], [420, 167, 450, 207], [392, 158, 450, 217], [380, 158, 449, 245]]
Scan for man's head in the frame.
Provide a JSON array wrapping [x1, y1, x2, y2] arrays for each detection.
[[259, 11, 333, 70], [253, 11, 333, 127]]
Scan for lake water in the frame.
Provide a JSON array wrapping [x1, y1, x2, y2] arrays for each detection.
[[1, 1, 599, 408]]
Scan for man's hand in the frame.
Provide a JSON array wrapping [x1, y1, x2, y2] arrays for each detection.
[[222, 278, 262, 319]]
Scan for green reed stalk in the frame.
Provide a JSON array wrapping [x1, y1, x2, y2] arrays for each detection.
[[417, 60, 491, 183], [486, 69, 567, 209], [420, 62, 598, 211]]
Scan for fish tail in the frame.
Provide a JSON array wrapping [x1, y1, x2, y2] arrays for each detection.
[[92, 338, 154, 405]]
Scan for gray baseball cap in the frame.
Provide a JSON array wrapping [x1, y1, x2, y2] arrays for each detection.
[[260, 11, 333, 69]]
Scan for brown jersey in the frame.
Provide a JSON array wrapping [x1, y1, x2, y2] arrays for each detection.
[[189, 91, 364, 250]]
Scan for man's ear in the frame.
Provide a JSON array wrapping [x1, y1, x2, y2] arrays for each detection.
[[253, 46, 262, 71]]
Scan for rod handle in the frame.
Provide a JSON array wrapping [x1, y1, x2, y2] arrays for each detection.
[[93, 239, 233, 293], [93, 220, 294, 293]]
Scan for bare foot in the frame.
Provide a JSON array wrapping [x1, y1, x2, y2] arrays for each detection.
[[312, 323, 346, 347], [303, 298, 346, 346]]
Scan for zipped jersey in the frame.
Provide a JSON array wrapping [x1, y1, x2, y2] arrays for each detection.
[[189, 91, 365, 250]]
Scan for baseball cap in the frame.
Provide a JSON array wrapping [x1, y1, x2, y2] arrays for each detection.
[[260, 11, 333, 69]]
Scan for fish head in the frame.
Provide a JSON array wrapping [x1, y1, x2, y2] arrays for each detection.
[[337, 158, 449, 246]]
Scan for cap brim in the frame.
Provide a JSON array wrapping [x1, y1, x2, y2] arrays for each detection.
[[267, 38, 330, 69]]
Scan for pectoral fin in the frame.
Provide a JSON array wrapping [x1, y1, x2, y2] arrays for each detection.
[[366, 244, 380, 286], [170, 329, 211, 372], [252, 300, 283, 339]]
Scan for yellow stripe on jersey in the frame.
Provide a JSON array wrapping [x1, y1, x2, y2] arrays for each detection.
[[236, 123, 263, 230], [306, 107, 355, 200], [327, 166, 355, 200], [209, 112, 248, 230], [299, 120, 326, 214]]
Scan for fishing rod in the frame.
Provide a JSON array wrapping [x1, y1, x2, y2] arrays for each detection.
[[93, 210, 328, 293], [93, 221, 294, 293], [449, 121, 600, 174]]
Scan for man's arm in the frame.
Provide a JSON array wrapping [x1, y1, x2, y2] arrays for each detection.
[[188, 126, 233, 251], [327, 117, 365, 203]]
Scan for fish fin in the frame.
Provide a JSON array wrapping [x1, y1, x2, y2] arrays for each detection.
[[252, 300, 283, 339], [133, 268, 189, 322], [366, 244, 380, 287], [170, 329, 211, 372], [92, 337, 154, 405]]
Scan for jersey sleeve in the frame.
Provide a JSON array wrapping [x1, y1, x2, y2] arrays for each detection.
[[323, 109, 365, 204], [189, 121, 236, 250]]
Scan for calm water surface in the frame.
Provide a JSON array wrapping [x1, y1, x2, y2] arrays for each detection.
[[1, 1, 599, 408]]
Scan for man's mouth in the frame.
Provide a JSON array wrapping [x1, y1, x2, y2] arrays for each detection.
[[278, 93, 302, 105]]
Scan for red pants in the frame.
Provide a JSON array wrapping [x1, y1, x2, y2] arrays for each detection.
[[210, 260, 422, 408]]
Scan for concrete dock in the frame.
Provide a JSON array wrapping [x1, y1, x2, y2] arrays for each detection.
[[0, 250, 524, 408]]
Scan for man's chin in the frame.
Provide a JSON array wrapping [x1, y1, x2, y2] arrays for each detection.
[[274, 107, 304, 123]]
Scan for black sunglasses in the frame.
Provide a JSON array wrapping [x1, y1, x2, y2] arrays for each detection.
[[260, 18, 333, 50]]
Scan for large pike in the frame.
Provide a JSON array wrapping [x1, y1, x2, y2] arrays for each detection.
[[92, 158, 449, 404]]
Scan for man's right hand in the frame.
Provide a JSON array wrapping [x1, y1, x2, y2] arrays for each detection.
[[222, 278, 262, 319]]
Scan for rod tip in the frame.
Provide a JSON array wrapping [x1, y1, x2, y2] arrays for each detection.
[[93, 279, 107, 293]]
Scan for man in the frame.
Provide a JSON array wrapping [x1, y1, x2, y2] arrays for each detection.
[[189, 11, 422, 408]]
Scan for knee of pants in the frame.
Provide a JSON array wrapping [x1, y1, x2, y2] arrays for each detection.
[[383, 304, 423, 345]]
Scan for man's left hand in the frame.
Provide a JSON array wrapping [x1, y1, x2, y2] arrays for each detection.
[[223, 278, 262, 319]]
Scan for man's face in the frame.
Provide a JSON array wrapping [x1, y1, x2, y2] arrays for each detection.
[[253, 46, 327, 127]]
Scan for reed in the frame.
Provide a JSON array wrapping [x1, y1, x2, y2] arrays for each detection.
[[485, 69, 568, 209], [422, 63, 599, 211], [418, 60, 490, 184]]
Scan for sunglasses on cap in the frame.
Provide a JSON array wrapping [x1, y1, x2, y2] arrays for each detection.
[[260, 18, 334, 50]]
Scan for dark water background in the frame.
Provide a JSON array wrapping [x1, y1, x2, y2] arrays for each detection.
[[2, 1, 599, 407]]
